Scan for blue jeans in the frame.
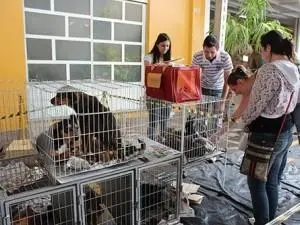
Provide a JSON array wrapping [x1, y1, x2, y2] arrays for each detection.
[[202, 88, 223, 98], [147, 101, 171, 140], [247, 130, 293, 225], [292, 102, 300, 134], [278, 102, 300, 182]]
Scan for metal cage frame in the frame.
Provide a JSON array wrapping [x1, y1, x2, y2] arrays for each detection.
[[0, 184, 78, 225], [145, 95, 231, 164]]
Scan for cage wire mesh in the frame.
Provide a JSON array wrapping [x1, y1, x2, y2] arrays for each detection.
[[138, 158, 181, 225], [27, 80, 147, 180], [145, 95, 230, 163], [0, 80, 185, 225], [80, 171, 134, 225], [3, 186, 77, 225], [0, 155, 51, 199], [0, 81, 34, 159]]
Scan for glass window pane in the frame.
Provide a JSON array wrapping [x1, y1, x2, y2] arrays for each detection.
[[94, 43, 121, 61], [26, 38, 52, 60], [93, 21, 111, 40], [125, 3, 142, 22], [69, 17, 90, 38], [24, 0, 50, 10], [94, 65, 111, 80], [70, 64, 91, 80], [94, 0, 122, 19], [28, 64, 66, 81], [114, 65, 141, 82], [54, 0, 90, 15], [125, 45, 141, 62], [25, 12, 65, 36], [114, 23, 142, 42], [56, 40, 91, 60]]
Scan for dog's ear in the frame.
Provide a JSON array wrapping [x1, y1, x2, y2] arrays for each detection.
[[67, 92, 77, 103], [50, 92, 68, 105]]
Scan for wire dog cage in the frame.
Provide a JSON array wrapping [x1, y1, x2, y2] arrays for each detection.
[[0, 80, 183, 225], [0, 82, 34, 160], [27, 80, 147, 181], [145, 95, 231, 163], [76, 148, 181, 225], [0, 154, 77, 225], [79, 171, 134, 225], [0, 184, 77, 225], [137, 158, 181, 225]]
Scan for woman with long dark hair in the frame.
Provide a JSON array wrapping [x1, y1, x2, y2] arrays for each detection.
[[240, 30, 299, 225], [144, 33, 172, 141], [144, 33, 171, 65]]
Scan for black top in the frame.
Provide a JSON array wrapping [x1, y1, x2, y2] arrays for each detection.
[[247, 114, 293, 134]]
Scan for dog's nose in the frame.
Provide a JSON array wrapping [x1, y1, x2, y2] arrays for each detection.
[[50, 97, 56, 105]]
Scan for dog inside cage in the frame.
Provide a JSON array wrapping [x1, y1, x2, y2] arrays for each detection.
[[83, 174, 133, 225], [50, 88, 122, 161], [147, 96, 229, 162], [31, 83, 147, 177], [36, 115, 83, 162], [9, 189, 76, 225], [11, 204, 54, 225], [139, 163, 179, 225]]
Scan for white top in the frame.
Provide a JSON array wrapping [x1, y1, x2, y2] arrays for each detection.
[[144, 53, 154, 64], [242, 60, 300, 124]]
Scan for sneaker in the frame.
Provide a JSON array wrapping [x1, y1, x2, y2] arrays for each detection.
[[248, 217, 255, 225]]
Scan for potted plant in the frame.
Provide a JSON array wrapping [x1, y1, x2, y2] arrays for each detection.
[[224, 0, 292, 69]]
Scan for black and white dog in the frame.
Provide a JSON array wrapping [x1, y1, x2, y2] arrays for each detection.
[[50, 88, 122, 162], [36, 115, 82, 160]]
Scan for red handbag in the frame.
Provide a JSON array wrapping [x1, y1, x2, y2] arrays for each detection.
[[145, 65, 201, 103]]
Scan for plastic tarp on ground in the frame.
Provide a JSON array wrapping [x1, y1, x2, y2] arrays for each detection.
[[181, 145, 300, 225]]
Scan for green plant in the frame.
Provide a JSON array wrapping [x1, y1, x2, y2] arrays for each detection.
[[225, 0, 292, 56]]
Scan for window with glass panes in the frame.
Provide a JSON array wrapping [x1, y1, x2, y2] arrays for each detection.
[[23, 0, 146, 82]]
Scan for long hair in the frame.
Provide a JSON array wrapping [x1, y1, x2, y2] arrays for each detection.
[[149, 33, 171, 63], [260, 30, 294, 62]]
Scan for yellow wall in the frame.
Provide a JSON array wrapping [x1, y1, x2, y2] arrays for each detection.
[[1, 1, 26, 82], [0, 0, 208, 132], [0, 1, 27, 132], [146, 0, 207, 64]]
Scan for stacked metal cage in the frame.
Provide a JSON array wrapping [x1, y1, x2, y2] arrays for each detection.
[[75, 145, 181, 225], [0, 152, 79, 225], [0, 80, 183, 225], [145, 95, 230, 163], [0, 82, 78, 225]]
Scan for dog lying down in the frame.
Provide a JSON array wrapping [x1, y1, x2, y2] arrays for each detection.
[[49, 87, 123, 162], [36, 115, 83, 160]]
